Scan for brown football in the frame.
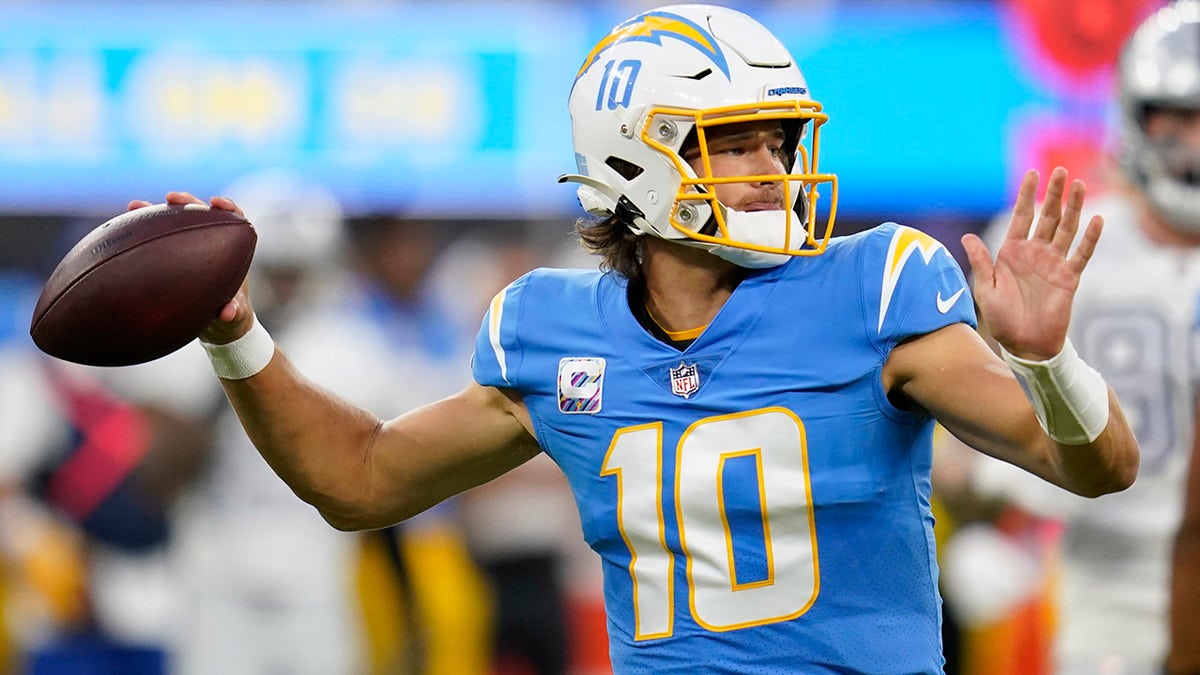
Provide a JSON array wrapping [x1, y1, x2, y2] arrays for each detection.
[[30, 203, 256, 367]]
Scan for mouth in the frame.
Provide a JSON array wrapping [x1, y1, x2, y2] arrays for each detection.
[[740, 203, 784, 212]]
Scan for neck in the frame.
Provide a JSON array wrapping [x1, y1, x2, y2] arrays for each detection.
[[639, 238, 748, 332]]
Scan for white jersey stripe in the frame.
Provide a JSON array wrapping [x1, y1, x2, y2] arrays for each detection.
[[488, 287, 510, 383]]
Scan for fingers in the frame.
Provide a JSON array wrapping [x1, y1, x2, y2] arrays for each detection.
[[165, 191, 205, 206], [1050, 178, 1086, 254], [127, 193, 201, 210], [169, 192, 242, 215], [217, 299, 239, 323], [1006, 169, 1039, 242], [961, 233, 994, 288], [1068, 215, 1104, 274], [133, 192, 244, 216], [1011, 167, 1091, 256], [209, 195, 245, 217], [1031, 166, 1068, 242], [200, 278, 254, 344]]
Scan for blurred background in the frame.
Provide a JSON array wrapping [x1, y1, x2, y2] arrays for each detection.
[[0, 0, 1164, 674]]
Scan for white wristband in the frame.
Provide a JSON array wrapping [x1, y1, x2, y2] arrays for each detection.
[[201, 316, 275, 380], [1000, 338, 1109, 445]]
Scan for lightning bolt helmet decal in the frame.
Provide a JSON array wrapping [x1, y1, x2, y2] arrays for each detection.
[[575, 10, 731, 82]]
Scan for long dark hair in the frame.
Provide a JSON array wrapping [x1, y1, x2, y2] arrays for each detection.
[[574, 213, 643, 284]]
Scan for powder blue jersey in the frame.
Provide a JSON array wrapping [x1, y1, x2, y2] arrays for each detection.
[[471, 222, 976, 674]]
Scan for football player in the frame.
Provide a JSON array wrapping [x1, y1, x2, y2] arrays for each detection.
[[135, 5, 1139, 672]]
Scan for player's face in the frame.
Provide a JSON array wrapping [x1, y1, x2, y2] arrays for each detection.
[[1145, 107, 1200, 147], [684, 120, 788, 212], [1143, 107, 1200, 199]]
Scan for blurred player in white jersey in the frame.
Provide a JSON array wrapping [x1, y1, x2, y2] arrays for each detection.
[[952, 3, 1200, 672], [337, 213, 491, 675], [169, 169, 368, 675]]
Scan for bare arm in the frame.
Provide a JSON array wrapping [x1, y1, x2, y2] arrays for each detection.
[[885, 323, 1137, 497], [885, 167, 1139, 497], [1167, 397, 1200, 674], [221, 354, 540, 531], [130, 192, 542, 532]]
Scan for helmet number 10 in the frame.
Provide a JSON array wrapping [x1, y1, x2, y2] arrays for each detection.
[[596, 59, 642, 111]]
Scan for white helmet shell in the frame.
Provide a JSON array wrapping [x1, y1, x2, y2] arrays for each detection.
[[222, 168, 346, 269], [1119, 0, 1200, 234], [564, 4, 838, 267]]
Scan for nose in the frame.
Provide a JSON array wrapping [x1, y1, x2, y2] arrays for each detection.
[[1147, 110, 1200, 146], [748, 145, 783, 184]]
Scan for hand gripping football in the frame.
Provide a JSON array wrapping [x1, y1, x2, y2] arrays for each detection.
[[30, 203, 257, 367]]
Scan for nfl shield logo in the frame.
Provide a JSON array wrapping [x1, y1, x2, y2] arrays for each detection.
[[669, 361, 700, 399]]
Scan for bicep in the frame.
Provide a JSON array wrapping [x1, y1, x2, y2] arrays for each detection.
[[369, 381, 542, 522], [885, 323, 1057, 482]]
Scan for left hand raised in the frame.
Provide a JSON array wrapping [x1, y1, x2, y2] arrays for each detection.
[[961, 167, 1103, 361]]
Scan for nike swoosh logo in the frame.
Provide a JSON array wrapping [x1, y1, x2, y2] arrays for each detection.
[[936, 287, 966, 314]]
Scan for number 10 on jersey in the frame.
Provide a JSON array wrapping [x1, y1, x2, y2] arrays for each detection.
[[600, 407, 820, 639]]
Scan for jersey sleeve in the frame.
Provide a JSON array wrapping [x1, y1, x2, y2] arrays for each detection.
[[866, 223, 977, 351], [471, 271, 532, 390]]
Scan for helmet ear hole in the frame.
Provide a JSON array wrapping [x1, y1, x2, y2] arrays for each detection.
[[605, 156, 645, 181]]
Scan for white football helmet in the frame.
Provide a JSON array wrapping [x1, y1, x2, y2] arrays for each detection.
[[222, 168, 346, 269], [221, 168, 347, 317], [562, 4, 838, 268], [1119, 0, 1200, 234]]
